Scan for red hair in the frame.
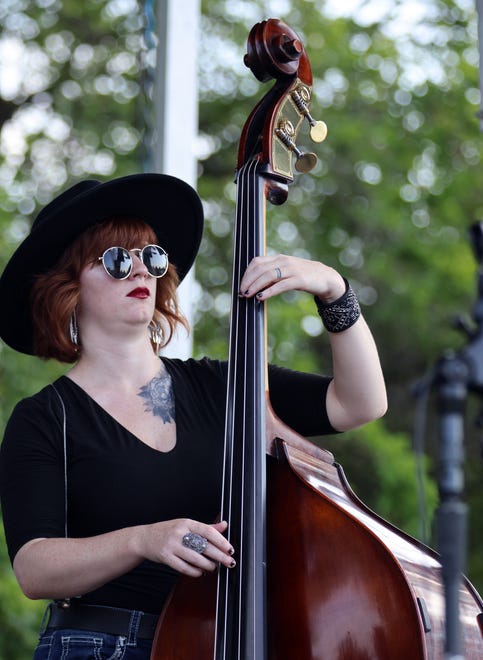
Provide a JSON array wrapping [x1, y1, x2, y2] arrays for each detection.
[[30, 217, 188, 362]]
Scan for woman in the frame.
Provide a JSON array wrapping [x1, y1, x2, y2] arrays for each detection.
[[0, 173, 387, 658]]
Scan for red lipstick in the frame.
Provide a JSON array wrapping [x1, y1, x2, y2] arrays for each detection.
[[127, 287, 150, 299]]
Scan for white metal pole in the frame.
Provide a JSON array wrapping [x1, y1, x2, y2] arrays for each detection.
[[151, 0, 201, 358]]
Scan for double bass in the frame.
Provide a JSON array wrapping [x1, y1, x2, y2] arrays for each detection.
[[151, 18, 483, 659]]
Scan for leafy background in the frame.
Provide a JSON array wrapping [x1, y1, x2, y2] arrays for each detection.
[[0, 0, 482, 656]]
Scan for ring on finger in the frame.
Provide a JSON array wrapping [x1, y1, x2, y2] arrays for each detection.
[[275, 267, 282, 280], [182, 532, 208, 554]]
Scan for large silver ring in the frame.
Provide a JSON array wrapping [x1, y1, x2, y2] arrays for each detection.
[[182, 532, 208, 554], [275, 267, 282, 280]]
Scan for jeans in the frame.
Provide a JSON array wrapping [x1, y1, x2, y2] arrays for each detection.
[[33, 608, 153, 659]]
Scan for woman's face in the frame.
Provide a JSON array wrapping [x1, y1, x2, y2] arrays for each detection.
[[77, 245, 158, 340]]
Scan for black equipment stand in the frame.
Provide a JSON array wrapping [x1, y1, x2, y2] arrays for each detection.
[[414, 222, 483, 659]]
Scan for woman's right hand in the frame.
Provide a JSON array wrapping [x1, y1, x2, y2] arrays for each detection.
[[138, 519, 235, 577], [13, 518, 235, 601]]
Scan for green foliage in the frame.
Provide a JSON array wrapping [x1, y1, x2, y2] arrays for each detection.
[[0, 348, 66, 430], [318, 420, 438, 540], [0, 527, 46, 660]]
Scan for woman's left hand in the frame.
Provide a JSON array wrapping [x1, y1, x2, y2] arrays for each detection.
[[239, 253, 387, 433], [239, 254, 346, 304]]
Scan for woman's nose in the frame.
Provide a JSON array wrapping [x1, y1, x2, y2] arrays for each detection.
[[131, 253, 149, 277]]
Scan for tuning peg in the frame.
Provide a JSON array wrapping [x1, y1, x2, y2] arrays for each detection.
[[293, 149, 318, 173], [275, 120, 317, 173], [309, 121, 328, 143], [291, 86, 328, 143]]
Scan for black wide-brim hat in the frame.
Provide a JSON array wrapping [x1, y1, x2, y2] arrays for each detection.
[[0, 173, 204, 355]]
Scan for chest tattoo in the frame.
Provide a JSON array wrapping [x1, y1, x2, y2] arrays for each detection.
[[138, 369, 175, 423]]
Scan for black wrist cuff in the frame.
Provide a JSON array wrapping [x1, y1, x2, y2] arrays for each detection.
[[314, 278, 361, 333]]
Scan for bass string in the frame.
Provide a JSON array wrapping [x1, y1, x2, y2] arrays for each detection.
[[230, 156, 255, 655], [215, 157, 249, 658], [216, 156, 266, 658], [241, 157, 263, 658]]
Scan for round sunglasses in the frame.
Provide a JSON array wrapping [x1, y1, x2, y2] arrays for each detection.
[[97, 245, 169, 280]]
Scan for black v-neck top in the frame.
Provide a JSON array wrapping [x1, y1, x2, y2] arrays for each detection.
[[0, 357, 334, 614]]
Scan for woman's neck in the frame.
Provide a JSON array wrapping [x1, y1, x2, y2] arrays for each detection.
[[68, 334, 162, 391]]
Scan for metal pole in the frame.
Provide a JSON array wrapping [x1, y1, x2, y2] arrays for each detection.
[[148, 0, 201, 358]]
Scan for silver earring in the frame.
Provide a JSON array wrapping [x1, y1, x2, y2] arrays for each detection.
[[69, 310, 79, 346], [149, 320, 163, 355]]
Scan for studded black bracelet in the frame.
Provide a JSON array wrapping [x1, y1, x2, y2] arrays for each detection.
[[314, 278, 361, 333]]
